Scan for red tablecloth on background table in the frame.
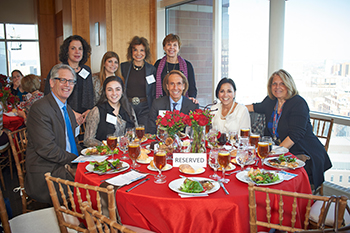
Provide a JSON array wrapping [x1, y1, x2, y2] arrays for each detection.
[[3, 114, 25, 131], [75, 144, 312, 233]]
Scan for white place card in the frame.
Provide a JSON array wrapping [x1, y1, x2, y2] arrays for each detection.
[[173, 153, 207, 167], [105, 170, 146, 186]]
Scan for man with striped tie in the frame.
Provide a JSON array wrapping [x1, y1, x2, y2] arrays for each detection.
[[25, 64, 80, 204]]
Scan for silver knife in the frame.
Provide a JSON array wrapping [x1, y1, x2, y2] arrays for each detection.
[[219, 181, 229, 195], [125, 178, 150, 192]]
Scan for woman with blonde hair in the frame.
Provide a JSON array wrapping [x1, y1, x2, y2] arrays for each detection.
[[92, 51, 123, 105]]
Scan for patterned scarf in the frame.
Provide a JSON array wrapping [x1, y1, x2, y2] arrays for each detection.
[[156, 55, 188, 98]]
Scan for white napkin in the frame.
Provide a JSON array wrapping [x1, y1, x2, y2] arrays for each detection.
[[178, 193, 209, 198], [72, 155, 108, 163], [105, 170, 147, 186], [279, 170, 298, 181], [4, 112, 17, 117]]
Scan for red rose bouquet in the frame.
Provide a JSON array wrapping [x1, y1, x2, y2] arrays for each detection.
[[0, 85, 19, 112], [156, 110, 187, 137]]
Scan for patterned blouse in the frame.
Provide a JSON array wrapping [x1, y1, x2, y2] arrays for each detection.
[[20, 91, 44, 114]]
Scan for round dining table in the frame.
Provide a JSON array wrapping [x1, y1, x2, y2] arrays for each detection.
[[75, 143, 312, 233]]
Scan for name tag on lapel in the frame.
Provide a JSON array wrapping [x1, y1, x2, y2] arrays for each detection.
[[146, 74, 155, 84], [78, 68, 90, 79], [106, 113, 117, 125], [75, 125, 80, 137]]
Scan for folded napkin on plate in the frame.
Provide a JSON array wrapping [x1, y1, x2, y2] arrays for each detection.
[[72, 155, 108, 163], [279, 170, 298, 181], [179, 193, 209, 198], [105, 170, 147, 186]]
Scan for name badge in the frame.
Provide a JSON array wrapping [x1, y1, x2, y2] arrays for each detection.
[[78, 68, 90, 79], [75, 125, 80, 137], [106, 113, 117, 125], [146, 74, 155, 84], [158, 110, 166, 117], [173, 153, 207, 167]]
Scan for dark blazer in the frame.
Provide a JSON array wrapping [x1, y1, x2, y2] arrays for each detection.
[[147, 96, 199, 134], [253, 95, 332, 188], [25, 93, 79, 204], [121, 61, 156, 109]]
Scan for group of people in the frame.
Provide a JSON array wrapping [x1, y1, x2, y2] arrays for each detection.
[[19, 33, 331, 204]]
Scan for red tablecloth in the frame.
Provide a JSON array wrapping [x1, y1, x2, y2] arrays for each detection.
[[3, 114, 25, 131], [75, 147, 312, 233]]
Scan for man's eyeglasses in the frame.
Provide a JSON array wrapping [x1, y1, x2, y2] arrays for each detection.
[[54, 78, 76, 85]]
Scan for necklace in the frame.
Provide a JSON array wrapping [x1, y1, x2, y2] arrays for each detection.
[[220, 101, 236, 120], [133, 62, 144, 71], [166, 62, 177, 73]]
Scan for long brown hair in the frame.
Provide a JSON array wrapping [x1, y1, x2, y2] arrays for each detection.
[[98, 51, 124, 85]]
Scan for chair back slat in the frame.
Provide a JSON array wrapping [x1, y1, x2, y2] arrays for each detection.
[[310, 116, 334, 152], [0, 187, 11, 233], [248, 183, 347, 232], [45, 172, 117, 233]]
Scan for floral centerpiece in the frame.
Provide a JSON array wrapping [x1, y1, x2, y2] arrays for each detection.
[[0, 75, 19, 112], [183, 109, 213, 153]]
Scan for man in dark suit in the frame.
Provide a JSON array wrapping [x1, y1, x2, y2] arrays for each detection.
[[25, 64, 80, 204], [147, 70, 199, 134]]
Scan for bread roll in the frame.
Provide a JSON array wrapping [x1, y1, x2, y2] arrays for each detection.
[[138, 152, 149, 161], [179, 164, 195, 174]]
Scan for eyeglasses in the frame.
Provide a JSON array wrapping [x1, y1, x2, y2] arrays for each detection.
[[54, 78, 76, 85]]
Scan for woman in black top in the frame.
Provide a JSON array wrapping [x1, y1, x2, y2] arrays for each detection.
[[246, 69, 332, 189], [121, 36, 156, 129], [44, 35, 94, 126], [84, 76, 137, 147]]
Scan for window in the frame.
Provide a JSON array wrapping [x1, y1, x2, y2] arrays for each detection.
[[0, 23, 40, 76], [340, 175, 343, 183], [348, 176, 350, 183], [331, 175, 334, 182]]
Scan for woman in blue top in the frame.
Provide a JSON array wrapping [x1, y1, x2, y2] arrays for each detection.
[[246, 69, 332, 189]]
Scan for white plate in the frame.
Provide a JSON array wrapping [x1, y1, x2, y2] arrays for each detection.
[[236, 170, 284, 186], [168, 177, 220, 195], [269, 146, 289, 156], [85, 161, 129, 174], [231, 158, 255, 165], [137, 157, 153, 164], [147, 164, 172, 171], [179, 167, 205, 175], [81, 147, 115, 156], [264, 157, 305, 169], [209, 163, 236, 171]]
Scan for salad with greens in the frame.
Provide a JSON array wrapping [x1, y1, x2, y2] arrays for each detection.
[[89, 159, 122, 173], [179, 178, 214, 193], [248, 168, 280, 184], [85, 145, 119, 156]]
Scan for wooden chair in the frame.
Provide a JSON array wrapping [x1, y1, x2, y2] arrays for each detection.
[[0, 140, 12, 191], [310, 116, 334, 196], [78, 122, 86, 146], [82, 202, 136, 233], [310, 116, 334, 153], [45, 172, 117, 233], [0, 187, 11, 233], [248, 183, 348, 233], [6, 127, 32, 213]]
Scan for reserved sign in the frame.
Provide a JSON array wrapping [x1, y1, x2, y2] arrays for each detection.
[[173, 153, 207, 167]]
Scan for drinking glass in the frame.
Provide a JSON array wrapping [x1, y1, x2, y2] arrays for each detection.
[[257, 141, 270, 167], [128, 141, 141, 168], [249, 133, 260, 149], [228, 131, 238, 147], [262, 136, 273, 152], [135, 124, 145, 141], [236, 147, 254, 171], [157, 127, 168, 142], [209, 149, 220, 180], [217, 133, 227, 148], [154, 149, 167, 184], [218, 149, 230, 183], [240, 128, 250, 138], [239, 136, 249, 148], [107, 134, 118, 159], [125, 128, 135, 142], [118, 136, 129, 160]]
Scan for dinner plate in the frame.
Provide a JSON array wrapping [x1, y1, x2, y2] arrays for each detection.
[[264, 157, 305, 169], [236, 170, 284, 186], [231, 157, 255, 165], [179, 167, 205, 175], [209, 163, 236, 171], [269, 146, 289, 156], [81, 147, 114, 156], [168, 177, 220, 195], [85, 161, 129, 174], [147, 164, 172, 171], [137, 157, 153, 164]]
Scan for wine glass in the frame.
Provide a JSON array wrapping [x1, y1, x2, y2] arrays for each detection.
[[240, 128, 250, 138], [135, 124, 145, 141], [236, 147, 254, 171], [262, 136, 273, 152], [118, 136, 129, 160], [249, 133, 260, 149], [228, 131, 238, 148], [209, 148, 220, 180], [157, 127, 168, 143], [218, 149, 231, 183], [107, 134, 118, 159], [257, 141, 270, 167], [206, 128, 218, 149], [125, 127, 135, 142], [128, 141, 141, 168], [154, 148, 167, 184], [217, 133, 227, 148]]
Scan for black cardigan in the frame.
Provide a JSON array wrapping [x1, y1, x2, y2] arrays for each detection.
[[253, 95, 332, 188]]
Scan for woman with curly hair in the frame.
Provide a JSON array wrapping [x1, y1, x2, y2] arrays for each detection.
[[44, 35, 94, 125], [92, 51, 123, 105], [121, 36, 156, 129]]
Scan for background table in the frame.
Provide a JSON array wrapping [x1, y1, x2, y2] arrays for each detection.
[[75, 149, 312, 233], [3, 114, 25, 131]]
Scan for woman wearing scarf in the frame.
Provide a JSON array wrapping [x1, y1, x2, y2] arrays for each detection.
[[154, 34, 197, 99]]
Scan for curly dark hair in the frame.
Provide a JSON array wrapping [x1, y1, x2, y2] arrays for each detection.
[[59, 35, 91, 66], [126, 36, 151, 63]]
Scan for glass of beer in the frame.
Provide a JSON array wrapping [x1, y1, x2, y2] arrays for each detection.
[[257, 141, 270, 166], [218, 149, 231, 183], [262, 136, 273, 151], [128, 141, 141, 168], [107, 134, 118, 159], [135, 124, 145, 141], [154, 149, 167, 184], [240, 128, 250, 138], [249, 133, 260, 148]]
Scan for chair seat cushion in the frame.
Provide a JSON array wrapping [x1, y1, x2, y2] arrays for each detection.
[[309, 200, 350, 226]]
